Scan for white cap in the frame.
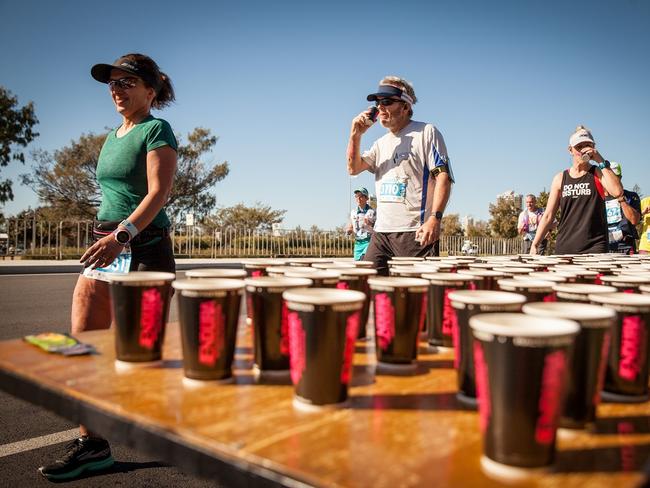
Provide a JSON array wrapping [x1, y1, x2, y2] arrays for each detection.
[[569, 128, 595, 147]]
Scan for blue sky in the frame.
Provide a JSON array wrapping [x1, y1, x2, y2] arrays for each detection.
[[1, 0, 648, 228]]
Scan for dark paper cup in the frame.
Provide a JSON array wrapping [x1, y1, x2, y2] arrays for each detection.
[[266, 265, 310, 277], [458, 270, 506, 291], [523, 302, 616, 429], [108, 272, 175, 365], [243, 259, 279, 325], [185, 268, 247, 279], [244, 277, 313, 374], [588, 293, 650, 402], [283, 288, 366, 410], [448, 291, 526, 408], [368, 277, 429, 369], [600, 276, 650, 294], [336, 268, 378, 340], [389, 265, 440, 277], [470, 313, 579, 478], [421, 273, 477, 348], [516, 272, 567, 284], [285, 269, 340, 288], [498, 279, 556, 303], [172, 279, 244, 382], [552, 283, 617, 303], [493, 267, 537, 277]]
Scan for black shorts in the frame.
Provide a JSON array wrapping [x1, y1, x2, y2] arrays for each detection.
[[364, 231, 439, 276]]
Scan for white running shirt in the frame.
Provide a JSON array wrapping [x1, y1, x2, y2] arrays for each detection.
[[361, 121, 452, 232]]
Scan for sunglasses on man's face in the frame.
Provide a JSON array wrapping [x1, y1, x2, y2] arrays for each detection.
[[375, 98, 404, 107], [107, 77, 138, 91]]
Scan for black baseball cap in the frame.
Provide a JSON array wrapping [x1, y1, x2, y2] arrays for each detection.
[[91, 56, 161, 90]]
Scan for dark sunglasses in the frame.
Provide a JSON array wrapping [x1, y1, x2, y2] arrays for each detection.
[[375, 98, 404, 107], [107, 77, 138, 90]]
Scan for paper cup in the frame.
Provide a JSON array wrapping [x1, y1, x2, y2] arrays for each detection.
[[283, 288, 366, 409]]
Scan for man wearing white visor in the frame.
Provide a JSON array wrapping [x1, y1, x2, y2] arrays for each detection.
[[346, 76, 453, 275]]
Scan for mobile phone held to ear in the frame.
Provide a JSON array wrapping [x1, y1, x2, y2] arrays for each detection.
[[368, 106, 378, 122]]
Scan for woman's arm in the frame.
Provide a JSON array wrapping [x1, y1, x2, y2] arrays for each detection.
[[531, 173, 562, 254]]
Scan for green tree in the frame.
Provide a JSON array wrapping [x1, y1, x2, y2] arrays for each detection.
[[441, 213, 464, 236], [22, 127, 227, 221], [168, 127, 229, 222], [208, 202, 286, 231], [489, 196, 520, 238], [0, 86, 39, 204]]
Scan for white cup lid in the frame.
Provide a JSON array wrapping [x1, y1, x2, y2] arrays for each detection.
[[107, 271, 175, 284], [172, 278, 245, 291], [522, 302, 615, 323], [448, 290, 526, 305], [185, 268, 247, 278], [368, 276, 429, 288], [244, 276, 313, 288], [283, 288, 366, 306], [470, 313, 579, 337]]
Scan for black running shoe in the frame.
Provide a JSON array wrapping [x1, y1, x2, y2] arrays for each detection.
[[39, 436, 114, 480]]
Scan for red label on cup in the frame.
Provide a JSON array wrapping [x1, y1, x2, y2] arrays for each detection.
[[288, 311, 306, 385], [198, 300, 224, 367], [341, 311, 360, 384], [619, 315, 645, 381], [543, 292, 557, 302], [419, 293, 427, 333], [337, 281, 350, 290], [452, 309, 460, 369], [442, 288, 457, 337], [594, 331, 611, 406], [469, 281, 477, 291], [375, 293, 395, 351], [280, 300, 290, 356], [595, 273, 603, 285], [139, 288, 163, 350], [535, 350, 567, 445], [246, 294, 254, 325], [473, 341, 491, 433], [252, 270, 263, 278]]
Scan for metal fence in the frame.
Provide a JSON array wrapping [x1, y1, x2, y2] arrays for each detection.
[[0, 219, 522, 259]]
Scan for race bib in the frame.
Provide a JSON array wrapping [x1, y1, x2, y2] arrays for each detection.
[[606, 199, 622, 225], [379, 178, 407, 203], [83, 246, 132, 282]]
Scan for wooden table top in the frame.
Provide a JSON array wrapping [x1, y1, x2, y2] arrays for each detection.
[[0, 319, 649, 488]]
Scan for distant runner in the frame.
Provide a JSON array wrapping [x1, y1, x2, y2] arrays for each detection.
[[531, 126, 623, 255], [346, 76, 454, 275], [603, 162, 641, 254], [346, 187, 376, 260]]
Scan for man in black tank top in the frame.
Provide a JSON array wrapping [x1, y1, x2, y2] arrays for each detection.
[[530, 127, 624, 255]]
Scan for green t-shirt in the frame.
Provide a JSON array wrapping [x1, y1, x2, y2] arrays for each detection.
[[96, 115, 177, 228]]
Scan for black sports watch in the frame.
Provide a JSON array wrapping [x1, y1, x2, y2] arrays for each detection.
[[598, 160, 611, 170], [433, 211, 443, 220], [114, 229, 131, 245]]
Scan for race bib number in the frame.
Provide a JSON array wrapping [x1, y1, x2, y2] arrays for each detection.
[[83, 246, 132, 282], [606, 199, 622, 225], [379, 179, 407, 203]]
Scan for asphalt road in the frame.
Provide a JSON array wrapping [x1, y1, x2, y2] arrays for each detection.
[[0, 272, 217, 487]]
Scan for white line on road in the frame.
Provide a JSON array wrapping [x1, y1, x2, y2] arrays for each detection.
[[0, 429, 79, 458]]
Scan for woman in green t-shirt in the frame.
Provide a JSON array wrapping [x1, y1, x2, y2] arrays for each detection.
[[39, 53, 177, 481]]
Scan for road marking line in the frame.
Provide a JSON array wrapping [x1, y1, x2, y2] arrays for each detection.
[[0, 429, 79, 458]]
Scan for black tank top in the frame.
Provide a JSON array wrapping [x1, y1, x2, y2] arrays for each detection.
[[554, 165, 608, 254]]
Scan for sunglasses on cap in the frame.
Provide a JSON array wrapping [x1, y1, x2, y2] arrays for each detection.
[[375, 98, 404, 107], [107, 77, 139, 90]]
